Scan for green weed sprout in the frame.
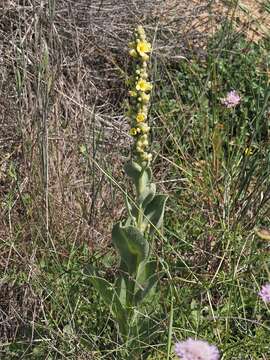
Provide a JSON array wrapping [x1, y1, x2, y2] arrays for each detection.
[[87, 26, 167, 349]]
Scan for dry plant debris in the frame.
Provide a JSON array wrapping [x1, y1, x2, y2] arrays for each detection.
[[0, 0, 221, 257]]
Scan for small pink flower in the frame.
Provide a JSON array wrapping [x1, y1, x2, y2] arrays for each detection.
[[175, 338, 220, 360], [258, 283, 270, 303], [221, 90, 241, 108]]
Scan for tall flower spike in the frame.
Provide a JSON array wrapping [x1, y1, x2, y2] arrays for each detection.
[[128, 25, 152, 164]]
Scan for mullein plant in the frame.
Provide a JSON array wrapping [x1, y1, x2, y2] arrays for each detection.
[[86, 26, 167, 350]]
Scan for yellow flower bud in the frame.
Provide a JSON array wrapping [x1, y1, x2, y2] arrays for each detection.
[[139, 123, 150, 134], [129, 49, 137, 58], [141, 92, 150, 103], [129, 91, 137, 97], [141, 105, 148, 114], [141, 134, 148, 141], [142, 139, 149, 147], [136, 144, 144, 153], [141, 72, 148, 80], [141, 152, 152, 162], [137, 25, 145, 36], [141, 54, 149, 62]]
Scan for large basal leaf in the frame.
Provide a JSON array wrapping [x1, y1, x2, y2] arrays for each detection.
[[112, 223, 149, 274], [89, 276, 127, 328], [144, 194, 168, 233], [89, 275, 130, 335]]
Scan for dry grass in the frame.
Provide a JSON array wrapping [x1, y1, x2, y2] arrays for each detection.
[[0, 0, 220, 260], [1, 0, 269, 347], [0, 282, 40, 343], [1, 0, 268, 270], [0, 2, 217, 342]]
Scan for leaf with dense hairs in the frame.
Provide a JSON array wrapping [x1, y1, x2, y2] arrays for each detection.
[[124, 160, 142, 181], [144, 194, 168, 233], [125, 161, 153, 204], [134, 260, 158, 305], [115, 274, 127, 307], [139, 182, 156, 207], [112, 223, 149, 274], [136, 167, 152, 202], [88, 275, 128, 333]]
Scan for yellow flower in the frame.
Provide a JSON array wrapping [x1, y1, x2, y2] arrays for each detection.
[[136, 112, 146, 122], [136, 79, 152, 92], [129, 90, 137, 97], [129, 128, 138, 136], [137, 41, 151, 56]]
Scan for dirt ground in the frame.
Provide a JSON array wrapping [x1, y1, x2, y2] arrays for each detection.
[[228, 0, 270, 41]]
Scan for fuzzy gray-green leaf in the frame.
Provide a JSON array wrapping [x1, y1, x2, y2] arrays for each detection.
[[112, 223, 149, 274], [136, 167, 152, 203], [140, 182, 156, 208], [144, 194, 168, 233], [89, 275, 127, 330], [134, 260, 158, 305], [124, 160, 142, 181]]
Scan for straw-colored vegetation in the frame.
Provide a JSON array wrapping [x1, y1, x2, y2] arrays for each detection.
[[1, 0, 270, 359]]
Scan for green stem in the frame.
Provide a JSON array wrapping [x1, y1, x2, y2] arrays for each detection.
[[137, 204, 144, 232]]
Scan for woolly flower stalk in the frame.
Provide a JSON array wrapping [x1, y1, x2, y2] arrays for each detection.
[[128, 25, 152, 163], [175, 338, 220, 360]]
